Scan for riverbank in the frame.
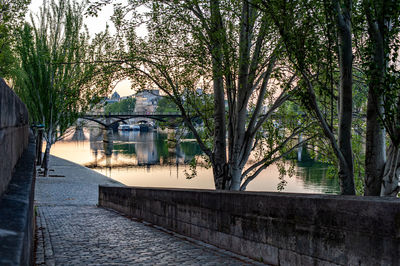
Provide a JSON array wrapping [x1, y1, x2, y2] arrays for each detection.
[[34, 155, 258, 265]]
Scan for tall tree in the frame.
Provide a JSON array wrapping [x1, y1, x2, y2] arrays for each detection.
[[334, 0, 356, 195], [262, 0, 356, 194], [13, 0, 117, 175], [101, 0, 313, 190], [363, 0, 400, 196]]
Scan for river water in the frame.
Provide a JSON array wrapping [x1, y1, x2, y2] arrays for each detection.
[[49, 127, 340, 194]]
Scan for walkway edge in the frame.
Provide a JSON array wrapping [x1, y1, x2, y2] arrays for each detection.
[[47, 155, 124, 187]]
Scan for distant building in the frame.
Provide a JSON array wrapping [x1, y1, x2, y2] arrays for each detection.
[[111, 91, 121, 100], [134, 90, 161, 114], [105, 91, 121, 105], [120, 95, 133, 101]]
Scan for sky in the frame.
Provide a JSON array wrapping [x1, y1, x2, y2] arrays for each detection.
[[27, 0, 143, 97]]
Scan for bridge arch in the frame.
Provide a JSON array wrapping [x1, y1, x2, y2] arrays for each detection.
[[81, 112, 183, 128], [81, 117, 132, 128]]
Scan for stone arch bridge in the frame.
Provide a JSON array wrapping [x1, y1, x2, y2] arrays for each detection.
[[81, 112, 183, 129]]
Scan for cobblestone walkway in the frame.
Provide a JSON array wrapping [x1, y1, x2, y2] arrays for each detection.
[[35, 156, 260, 265]]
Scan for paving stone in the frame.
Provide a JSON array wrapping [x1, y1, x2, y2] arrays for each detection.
[[35, 156, 262, 265]]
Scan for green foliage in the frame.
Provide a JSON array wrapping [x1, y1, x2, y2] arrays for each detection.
[[85, 0, 400, 194], [184, 157, 198, 180], [362, 0, 400, 146], [86, 0, 319, 190], [0, 0, 31, 78], [12, 0, 117, 144], [105, 97, 136, 113], [156, 96, 179, 113]]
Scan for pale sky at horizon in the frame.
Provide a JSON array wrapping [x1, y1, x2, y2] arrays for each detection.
[[27, 0, 142, 97]]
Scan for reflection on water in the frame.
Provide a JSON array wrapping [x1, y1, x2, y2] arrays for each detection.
[[79, 128, 202, 168], [296, 161, 339, 194], [50, 127, 340, 194]]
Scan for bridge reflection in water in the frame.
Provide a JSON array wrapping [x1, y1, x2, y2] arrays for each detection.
[[69, 126, 202, 170], [55, 126, 340, 194]]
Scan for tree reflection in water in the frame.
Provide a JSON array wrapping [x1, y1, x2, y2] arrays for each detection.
[[296, 161, 340, 194], [56, 126, 339, 194], [83, 127, 203, 169]]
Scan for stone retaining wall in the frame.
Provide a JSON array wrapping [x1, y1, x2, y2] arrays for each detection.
[[0, 131, 36, 265], [99, 186, 400, 265], [0, 78, 29, 197]]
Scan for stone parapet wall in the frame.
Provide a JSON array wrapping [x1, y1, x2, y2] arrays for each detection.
[[0, 78, 29, 196], [99, 186, 400, 265], [0, 132, 36, 265]]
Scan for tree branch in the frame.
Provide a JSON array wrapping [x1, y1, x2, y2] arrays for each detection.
[[240, 134, 316, 191]]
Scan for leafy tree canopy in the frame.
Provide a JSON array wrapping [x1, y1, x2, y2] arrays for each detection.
[[105, 97, 136, 113], [12, 0, 118, 175], [155, 96, 179, 113], [0, 0, 31, 77]]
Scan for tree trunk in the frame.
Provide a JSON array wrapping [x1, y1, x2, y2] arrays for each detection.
[[212, 71, 228, 189], [229, 166, 242, 190], [364, 15, 386, 196], [36, 129, 44, 165], [212, 71, 228, 190], [226, 0, 255, 191], [41, 141, 52, 177], [335, 0, 356, 195], [210, 0, 228, 189], [380, 143, 400, 196], [212, 162, 228, 189], [364, 94, 386, 195]]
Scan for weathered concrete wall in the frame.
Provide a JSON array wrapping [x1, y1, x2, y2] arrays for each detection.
[[99, 186, 400, 265], [0, 78, 29, 197], [0, 132, 36, 265]]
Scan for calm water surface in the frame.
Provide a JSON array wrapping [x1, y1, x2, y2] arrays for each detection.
[[50, 127, 340, 194]]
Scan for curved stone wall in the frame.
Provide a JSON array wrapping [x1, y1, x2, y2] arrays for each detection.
[[0, 78, 29, 196]]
